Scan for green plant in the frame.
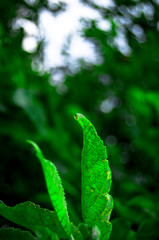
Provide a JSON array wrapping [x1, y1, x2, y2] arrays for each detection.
[[0, 113, 113, 240]]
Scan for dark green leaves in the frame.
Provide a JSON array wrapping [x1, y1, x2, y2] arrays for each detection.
[[0, 201, 65, 239], [136, 219, 159, 240], [74, 113, 113, 240], [27, 140, 72, 239], [0, 228, 36, 240], [0, 114, 113, 240], [0, 200, 84, 240], [110, 218, 133, 240]]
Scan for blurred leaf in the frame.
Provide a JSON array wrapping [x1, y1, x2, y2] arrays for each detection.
[[126, 195, 156, 218], [0, 228, 36, 240], [115, 194, 156, 225], [136, 219, 159, 240], [125, 230, 136, 240], [110, 218, 131, 240]]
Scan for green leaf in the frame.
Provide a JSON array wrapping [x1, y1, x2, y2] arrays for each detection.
[[0, 201, 65, 239], [27, 140, 72, 239], [0, 228, 36, 240], [74, 113, 113, 240]]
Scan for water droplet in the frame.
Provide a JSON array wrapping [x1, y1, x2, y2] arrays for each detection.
[[105, 135, 117, 147]]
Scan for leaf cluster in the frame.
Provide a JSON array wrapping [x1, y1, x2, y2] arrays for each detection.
[[0, 115, 113, 239], [0, 0, 159, 239]]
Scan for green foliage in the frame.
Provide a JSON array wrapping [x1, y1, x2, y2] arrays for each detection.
[[1, 0, 159, 240], [0, 228, 36, 240], [0, 201, 66, 240], [136, 219, 159, 240], [0, 114, 112, 239], [27, 140, 72, 239], [74, 114, 113, 240], [110, 218, 134, 240]]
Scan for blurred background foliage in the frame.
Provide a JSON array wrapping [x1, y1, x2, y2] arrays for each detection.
[[0, 0, 159, 239]]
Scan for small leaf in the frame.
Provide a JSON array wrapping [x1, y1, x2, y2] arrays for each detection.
[[0, 228, 36, 240], [71, 223, 84, 240], [27, 140, 72, 238], [0, 201, 66, 239], [74, 113, 113, 240]]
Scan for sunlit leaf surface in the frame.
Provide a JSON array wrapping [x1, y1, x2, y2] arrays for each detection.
[[27, 140, 72, 238], [74, 113, 113, 240]]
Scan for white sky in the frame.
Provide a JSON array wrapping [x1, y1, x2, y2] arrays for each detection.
[[39, 0, 112, 69], [15, 0, 155, 71], [21, 0, 113, 69]]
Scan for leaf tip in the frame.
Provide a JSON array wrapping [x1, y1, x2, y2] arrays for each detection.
[[26, 139, 39, 150], [26, 139, 33, 144], [26, 140, 44, 161], [74, 113, 94, 132], [74, 113, 84, 121]]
